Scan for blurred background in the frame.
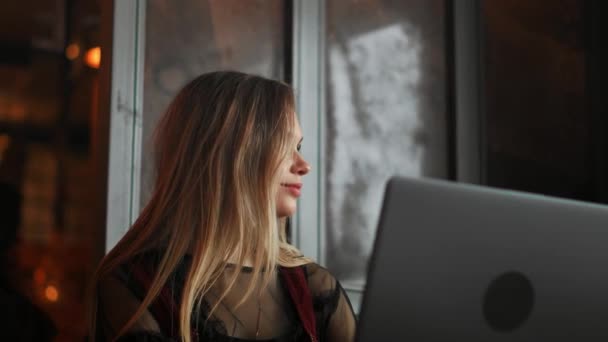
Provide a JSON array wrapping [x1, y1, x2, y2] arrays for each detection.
[[0, 0, 102, 340], [0, 0, 606, 340]]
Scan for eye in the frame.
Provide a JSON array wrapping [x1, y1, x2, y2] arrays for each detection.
[[297, 143, 302, 152]]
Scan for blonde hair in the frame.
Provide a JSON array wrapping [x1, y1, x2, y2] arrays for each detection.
[[88, 71, 311, 341]]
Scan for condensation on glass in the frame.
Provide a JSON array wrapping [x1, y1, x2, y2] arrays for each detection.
[[140, 0, 285, 204], [324, 0, 448, 287]]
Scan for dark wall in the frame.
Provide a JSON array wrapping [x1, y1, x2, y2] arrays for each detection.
[[481, 0, 607, 204]]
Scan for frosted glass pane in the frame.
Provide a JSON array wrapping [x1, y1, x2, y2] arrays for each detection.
[[325, 0, 448, 287], [140, 0, 285, 204]]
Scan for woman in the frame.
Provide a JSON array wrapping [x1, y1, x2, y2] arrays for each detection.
[[89, 71, 356, 341]]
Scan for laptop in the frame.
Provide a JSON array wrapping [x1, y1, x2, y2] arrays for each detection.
[[357, 176, 608, 341]]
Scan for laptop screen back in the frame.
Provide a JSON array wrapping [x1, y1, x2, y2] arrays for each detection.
[[357, 177, 608, 341]]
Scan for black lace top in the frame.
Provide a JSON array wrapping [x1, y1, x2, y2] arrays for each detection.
[[95, 251, 356, 341]]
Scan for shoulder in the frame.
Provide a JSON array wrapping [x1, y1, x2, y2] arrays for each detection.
[[95, 253, 166, 338], [300, 263, 341, 298], [297, 263, 355, 323], [97, 249, 167, 304], [99, 249, 189, 297]]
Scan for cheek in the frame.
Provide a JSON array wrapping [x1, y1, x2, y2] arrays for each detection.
[[278, 157, 294, 179], [276, 187, 297, 217]]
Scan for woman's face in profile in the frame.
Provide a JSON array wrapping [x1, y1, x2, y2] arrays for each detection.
[[276, 116, 310, 217]]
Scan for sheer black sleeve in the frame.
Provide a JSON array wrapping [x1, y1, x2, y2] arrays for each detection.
[[304, 264, 357, 342], [96, 270, 170, 341]]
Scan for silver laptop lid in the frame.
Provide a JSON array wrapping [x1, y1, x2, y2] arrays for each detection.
[[357, 177, 608, 341]]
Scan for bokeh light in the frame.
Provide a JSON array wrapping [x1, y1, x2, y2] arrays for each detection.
[[65, 43, 80, 60], [85, 46, 101, 69], [45, 285, 59, 302]]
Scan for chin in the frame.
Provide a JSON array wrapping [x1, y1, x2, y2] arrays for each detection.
[[276, 204, 297, 218]]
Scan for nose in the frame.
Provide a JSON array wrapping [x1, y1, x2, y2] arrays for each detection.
[[291, 154, 311, 176]]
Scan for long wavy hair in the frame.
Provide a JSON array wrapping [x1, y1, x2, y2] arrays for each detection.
[[88, 71, 310, 341]]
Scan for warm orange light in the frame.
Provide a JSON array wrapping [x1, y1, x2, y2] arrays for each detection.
[[0, 134, 10, 149], [9, 102, 26, 122], [0, 134, 11, 163], [85, 46, 101, 69], [33, 267, 46, 285], [45, 285, 59, 302], [65, 43, 80, 60]]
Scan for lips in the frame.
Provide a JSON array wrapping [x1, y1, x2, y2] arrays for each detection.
[[281, 183, 302, 196], [282, 183, 302, 190]]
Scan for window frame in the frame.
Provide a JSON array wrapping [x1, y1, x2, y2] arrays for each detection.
[[105, 0, 146, 252], [105, 0, 483, 314]]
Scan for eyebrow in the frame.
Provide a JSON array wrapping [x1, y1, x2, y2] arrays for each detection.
[[298, 137, 304, 144]]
